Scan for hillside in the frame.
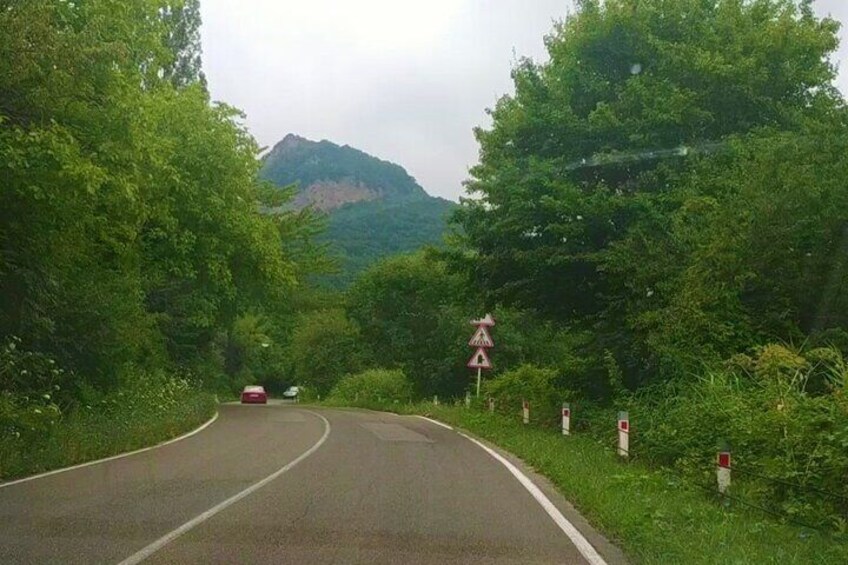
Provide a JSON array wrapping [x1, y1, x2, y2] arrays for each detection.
[[259, 134, 456, 287]]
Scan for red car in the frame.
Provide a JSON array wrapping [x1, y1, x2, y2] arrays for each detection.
[[240, 385, 268, 404]]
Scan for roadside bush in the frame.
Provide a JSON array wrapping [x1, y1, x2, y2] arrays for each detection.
[[629, 344, 848, 529], [330, 369, 413, 404], [0, 366, 216, 480], [483, 364, 572, 427], [0, 337, 67, 445]]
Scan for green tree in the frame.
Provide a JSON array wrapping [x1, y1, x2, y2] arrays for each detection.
[[0, 0, 176, 384], [287, 309, 363, 396], [160, 0, 206, 89], [455, 0, 844, 388], [346, 251, 472, 397], [623, 125, 848, 372], [0, 0, 325, 396]]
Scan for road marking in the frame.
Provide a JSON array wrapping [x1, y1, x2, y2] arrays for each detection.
[[0, 412, 220, 490], [414, 415, 453, 430], [459, 432, 608, 565], [117, 410, 331, 565]]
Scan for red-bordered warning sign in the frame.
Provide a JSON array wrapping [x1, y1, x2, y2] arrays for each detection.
[[467, 347, 492, 370], [468, 325, 494, 348]]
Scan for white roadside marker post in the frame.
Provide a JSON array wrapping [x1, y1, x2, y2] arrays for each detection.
[[717, 449, 731, 495], [617, 411, 629, 458], [433, 395, 439, 405], [561, 402, 571, 436], [488, 397, 495, 413], [465, 390, 471, 408], [522, 399, 530, 424]]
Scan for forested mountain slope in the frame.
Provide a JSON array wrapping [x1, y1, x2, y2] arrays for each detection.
[[259, 134, 455, 286]]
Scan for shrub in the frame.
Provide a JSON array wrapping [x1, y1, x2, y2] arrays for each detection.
[[330, 369, 413, 404], [628, 344, 848, 529], [0, 365, 215, 480], [483, 364, 572, 427], [0, 337, 67, 444]]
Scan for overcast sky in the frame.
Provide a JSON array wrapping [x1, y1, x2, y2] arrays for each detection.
[[200, 0, 848, 202]]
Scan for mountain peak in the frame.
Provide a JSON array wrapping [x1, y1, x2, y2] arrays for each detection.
[[271, 133, 310, 153], [258, 133, 456, 287], [259, 134, 427, 211]]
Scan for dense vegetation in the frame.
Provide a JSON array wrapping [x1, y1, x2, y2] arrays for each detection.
[[306, 0, 848, 536], [455, 0, 847, 388], [3, 0, 846, 548], [259, 134, 456, 287], [324, 197, 456, 287], [0, 0, 321, 477], [327, 369, 413, 405]]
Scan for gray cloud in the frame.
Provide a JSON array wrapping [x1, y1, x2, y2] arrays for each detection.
[[200, 0, 848, 201]]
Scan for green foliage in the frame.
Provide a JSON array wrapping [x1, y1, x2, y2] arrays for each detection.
[[0, 337, 67, 465], [0, 0, 327, 475], [160, 0, 206, 89], [322, 197, 456, 288], [329, 368, 413, 404], [341, 257, 604, 401], [0, 0, 324, 393], [316, 2, 848, 536], [485, 309, 601, 395], [623, 125, 848, 377], [629, 344, 848, 529], [0, 369, 215, 480], [483, 364, 569, 426], [454, 0, 847, 390], [287, 309, 363, 396], [217, 312, 278, 393], [0, 336, 68, 404], [346, 252, 472, 397]]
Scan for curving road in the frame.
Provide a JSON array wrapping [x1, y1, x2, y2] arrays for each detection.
[[0, 404, 625, 564]]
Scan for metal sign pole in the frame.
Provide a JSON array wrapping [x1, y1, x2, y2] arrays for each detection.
[[476, 367, 481, 397]]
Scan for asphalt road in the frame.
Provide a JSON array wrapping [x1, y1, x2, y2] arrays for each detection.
[[0, 404, 624, 564]]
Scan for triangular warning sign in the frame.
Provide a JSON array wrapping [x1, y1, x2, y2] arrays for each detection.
[[467, 347, 492, 370], [468, 325, 494, 348]]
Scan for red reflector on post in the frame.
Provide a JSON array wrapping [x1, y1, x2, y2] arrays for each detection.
[[618, 420, 628, 432], [562, 409, 570, 417], [718, 452, 731, 468]]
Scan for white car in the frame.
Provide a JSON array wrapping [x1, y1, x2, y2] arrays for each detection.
[[282, 386, 299, 401]]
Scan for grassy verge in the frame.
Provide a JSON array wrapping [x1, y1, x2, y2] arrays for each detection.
[[326, 400, 847, 564], [0, 391, 217, 481]]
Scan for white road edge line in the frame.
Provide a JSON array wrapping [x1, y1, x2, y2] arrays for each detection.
[[0, 411, 220, 490], [117, 410, 332, 565], [459, 431, 608, 565], [414, 415, 453, 430]]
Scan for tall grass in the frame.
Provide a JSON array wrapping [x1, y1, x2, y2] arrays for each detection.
[[0, 376, 217, 481]]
